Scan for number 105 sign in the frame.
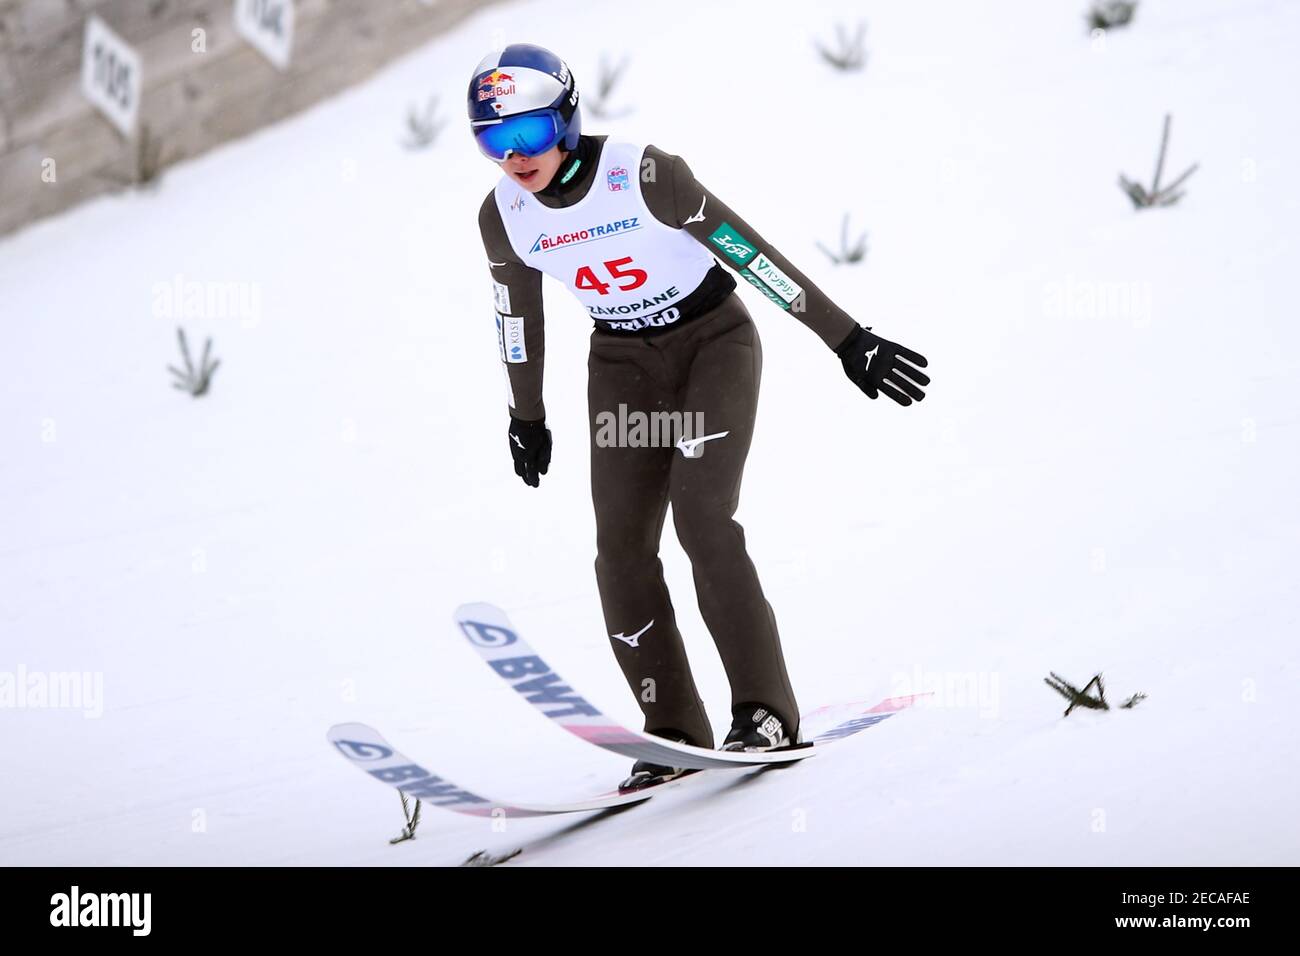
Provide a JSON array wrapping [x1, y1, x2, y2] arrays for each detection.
[[80, 15, 142, 137]]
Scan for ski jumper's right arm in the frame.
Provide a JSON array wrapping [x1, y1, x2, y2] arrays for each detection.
[[479, 190, 552, 488], [478, 190, 546, 422]]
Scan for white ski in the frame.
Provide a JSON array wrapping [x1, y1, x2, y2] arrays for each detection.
[[328, 722, 690, 818], [454, 602, 925, 771]]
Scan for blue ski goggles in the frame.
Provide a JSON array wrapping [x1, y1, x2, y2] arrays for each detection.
[[472, 109, 566, 162]]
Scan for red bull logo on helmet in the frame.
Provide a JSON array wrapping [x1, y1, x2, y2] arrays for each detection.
[[477, 70, 516, 102]]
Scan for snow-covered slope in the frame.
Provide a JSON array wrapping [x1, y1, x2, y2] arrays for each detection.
[[1, 0, 1297, 865]]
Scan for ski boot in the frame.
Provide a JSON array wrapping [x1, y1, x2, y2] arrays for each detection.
[[618, 730, 698, 793], [721, 703, 799, 752]]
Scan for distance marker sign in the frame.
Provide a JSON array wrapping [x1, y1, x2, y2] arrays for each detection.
[[80, 16, 142, 136]]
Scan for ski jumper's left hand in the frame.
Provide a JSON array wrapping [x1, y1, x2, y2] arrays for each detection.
[[835, 325, 930, 406], [646, 145, 930, 405]]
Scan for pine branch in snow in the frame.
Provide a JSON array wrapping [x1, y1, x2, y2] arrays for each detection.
[[1118, 114, 1199, 209], [461, 848, 522, 867], [585, 53, 634, 121], [167, 328, 220, 397], [1045, 670, 1109, 715], [1087, 1, 1138, 32], [403, 97, 446, 150], [815, 212, 869, 265], [1045, 671, 1146, 716], [388, 793, 422, 844], [815, 20, 868, 72]]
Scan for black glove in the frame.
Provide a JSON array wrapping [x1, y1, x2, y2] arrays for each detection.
[[835, 325, 930, 406], [507, 416, 552, 487]]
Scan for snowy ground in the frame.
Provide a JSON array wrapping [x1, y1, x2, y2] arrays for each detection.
[[1, 0, 1298, 866]]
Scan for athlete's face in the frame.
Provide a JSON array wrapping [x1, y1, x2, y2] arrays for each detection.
[[501, 144, 566, 192]]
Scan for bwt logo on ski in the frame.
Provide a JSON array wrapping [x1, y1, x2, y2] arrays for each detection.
[[530, 216, 641, 253], [460, 620, 600, 719], [459, 619, 519, 648], [333, 739, 391, 761], [370, 766, 488, 808], [490, 656, 602, 719], [50, 886, 151, 936], [331, 737, 489, 808]]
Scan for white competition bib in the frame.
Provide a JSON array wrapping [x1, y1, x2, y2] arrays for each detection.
[[494, 140, 716, 331]]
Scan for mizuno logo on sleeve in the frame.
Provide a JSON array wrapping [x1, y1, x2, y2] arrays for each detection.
[[684, 195, 707, 225]]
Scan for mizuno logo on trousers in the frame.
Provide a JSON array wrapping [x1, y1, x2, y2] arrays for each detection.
[[611, 619, 654, 648], [676, 431, 729, 459]]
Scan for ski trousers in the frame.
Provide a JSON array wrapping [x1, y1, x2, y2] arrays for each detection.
[[587, 292, 799, 748]]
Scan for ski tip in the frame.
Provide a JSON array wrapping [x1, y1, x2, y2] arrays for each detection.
[[326, 721, 376, 742], [454, 601, 504, 620]]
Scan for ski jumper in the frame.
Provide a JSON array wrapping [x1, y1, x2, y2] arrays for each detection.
[[478, 134, 858, 747]]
